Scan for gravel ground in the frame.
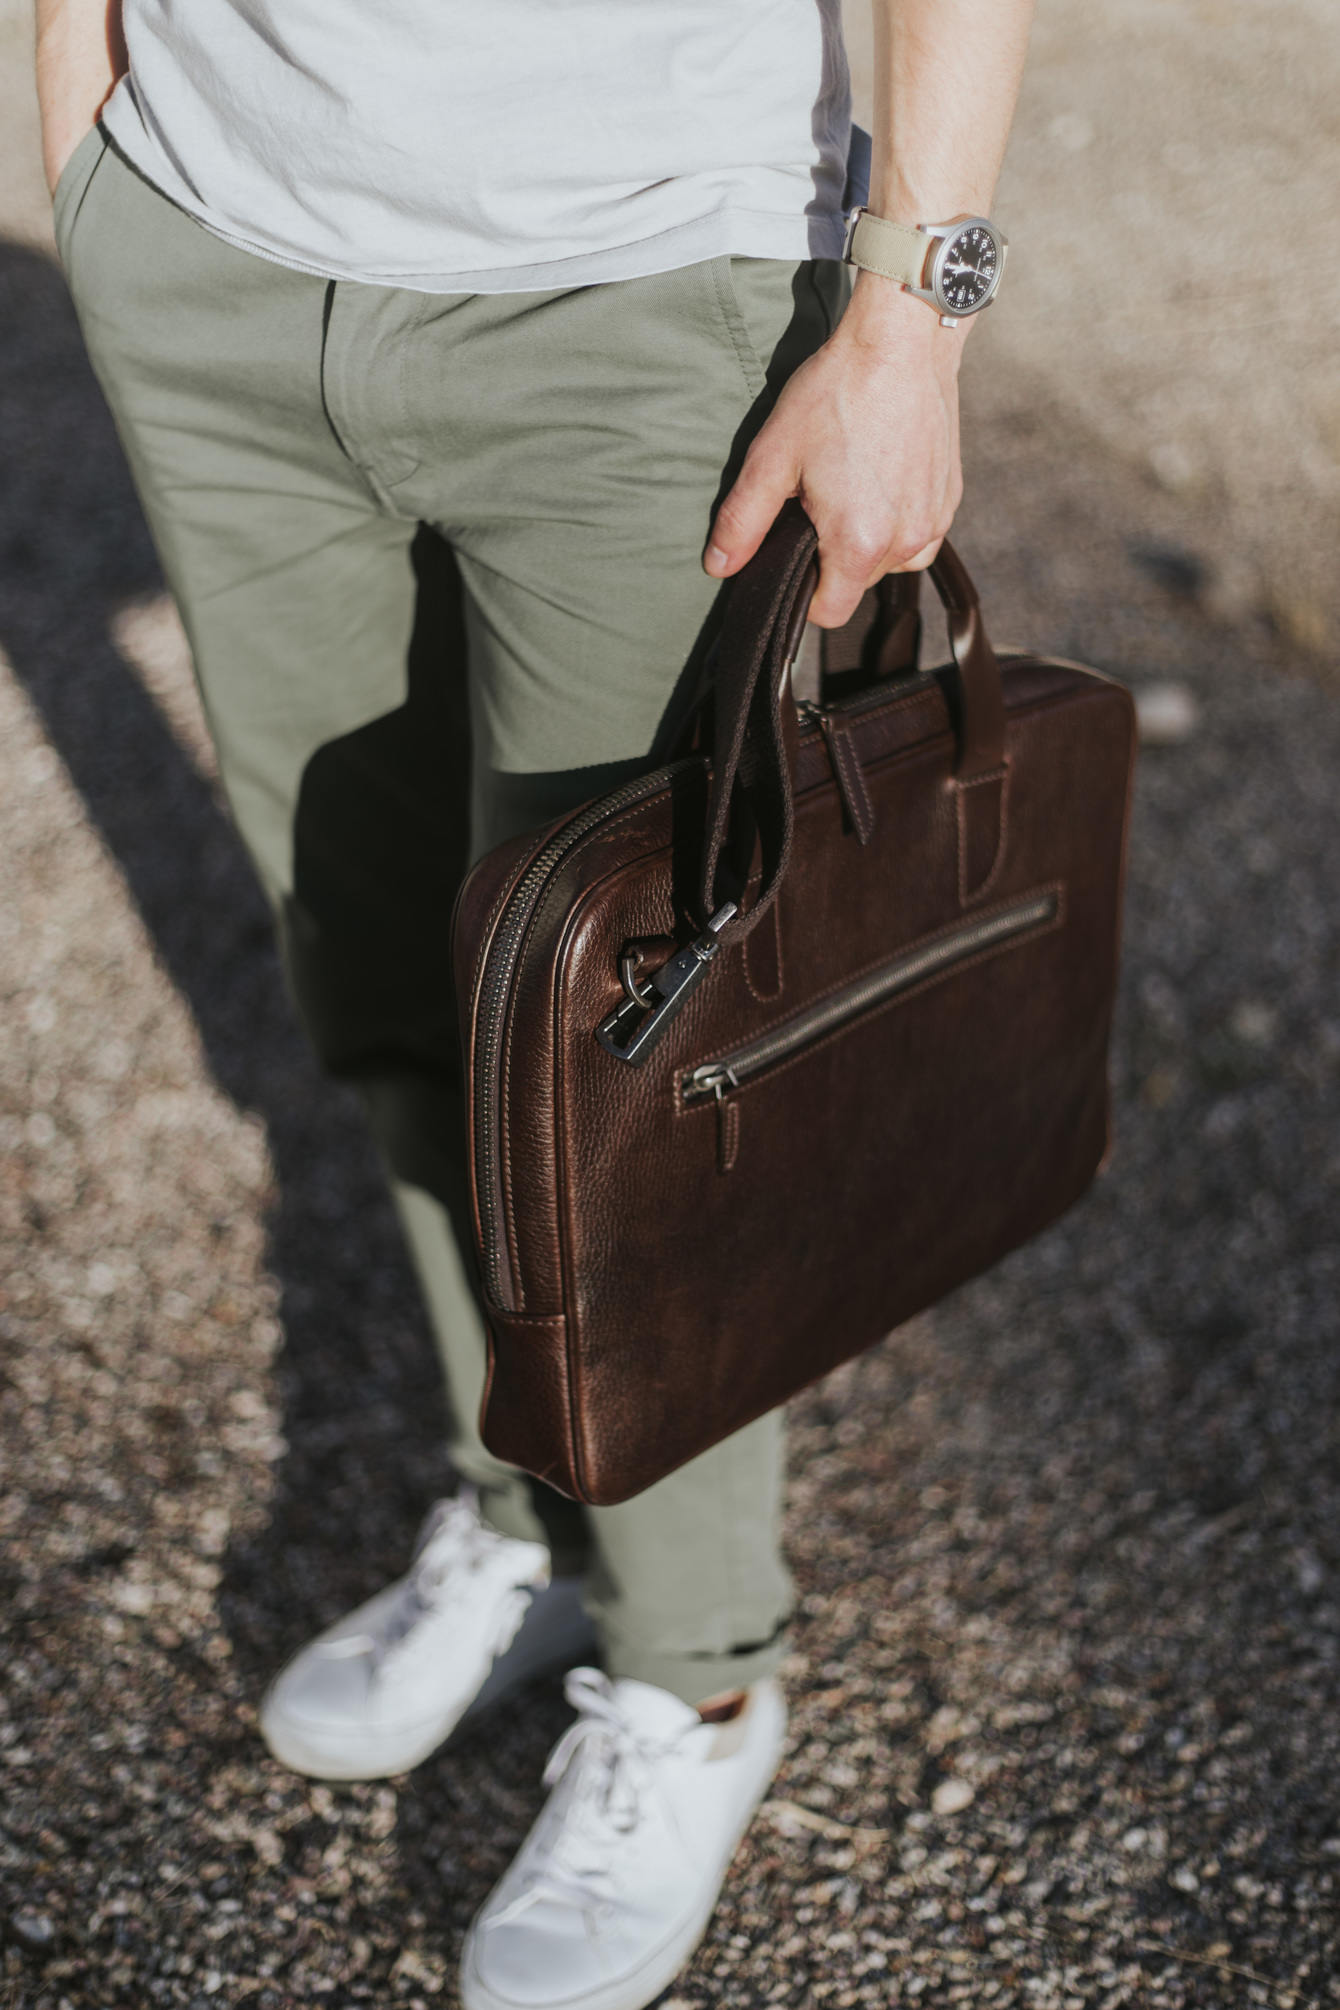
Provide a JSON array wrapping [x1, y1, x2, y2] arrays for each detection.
[[3, 9, 1339, 2008]]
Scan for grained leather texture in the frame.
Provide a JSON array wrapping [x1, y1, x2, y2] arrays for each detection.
[[453, 506, 1138, 1505]]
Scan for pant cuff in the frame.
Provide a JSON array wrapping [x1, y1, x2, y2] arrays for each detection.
[[601, 1616, 792, 1707]]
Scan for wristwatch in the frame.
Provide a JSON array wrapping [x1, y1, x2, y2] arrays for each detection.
[[842, 210, 1008, 327]]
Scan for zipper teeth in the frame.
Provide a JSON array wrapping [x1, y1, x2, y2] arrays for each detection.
[[474, 760, 702, 1305], [684, 891, 1058, 1100], [797, 669, 937, 722]]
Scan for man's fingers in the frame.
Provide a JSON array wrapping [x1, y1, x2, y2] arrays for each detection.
[[806, 525, 944, 629], [890, 537, 944, 574], [703, 451, 797, 579], [806, 552, 877, 630], [706, 454, 949, 626]]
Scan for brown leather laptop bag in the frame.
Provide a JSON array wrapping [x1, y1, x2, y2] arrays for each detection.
[[452, 502, 1137, 1505]]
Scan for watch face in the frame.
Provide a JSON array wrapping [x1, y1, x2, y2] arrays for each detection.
[[933, 223, 1002, 316]]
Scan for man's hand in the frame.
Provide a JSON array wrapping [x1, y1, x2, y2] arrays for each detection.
[[705, 0, 1034, 627], [703, 273, 964, 628]]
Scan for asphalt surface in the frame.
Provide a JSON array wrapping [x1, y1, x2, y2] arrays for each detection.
[[1, 4, 1337, 2007]]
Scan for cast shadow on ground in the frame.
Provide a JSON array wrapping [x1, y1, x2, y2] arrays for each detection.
[[0, 235, 461, 1677]]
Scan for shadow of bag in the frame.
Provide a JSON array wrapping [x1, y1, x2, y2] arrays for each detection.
[[451, 501, 1138, 1505]]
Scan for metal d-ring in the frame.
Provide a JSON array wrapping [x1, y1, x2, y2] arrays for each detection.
[[619, 948, 658, 1010]]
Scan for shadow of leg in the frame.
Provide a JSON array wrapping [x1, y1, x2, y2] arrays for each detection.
[[0, 236, 452, 1679]]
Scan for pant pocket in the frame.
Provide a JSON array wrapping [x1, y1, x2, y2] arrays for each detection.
[[51, 120, 110, 282], [704, 254, 800, 401], [708, 254, 841, 406]]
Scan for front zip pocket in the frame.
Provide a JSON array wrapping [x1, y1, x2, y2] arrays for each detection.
[[682, 886, 1062, 1171]]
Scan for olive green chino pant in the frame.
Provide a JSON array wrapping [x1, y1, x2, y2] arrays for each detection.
[[54, 121, 846, 1703]]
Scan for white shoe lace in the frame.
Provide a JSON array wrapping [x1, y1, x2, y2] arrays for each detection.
[[483, 1667, 691, 1930], [375, 1485, 527, 1666]]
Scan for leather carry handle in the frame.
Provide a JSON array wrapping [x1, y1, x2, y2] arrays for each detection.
[[700, 500, 1008, 943], [822, 568, 923, 684], [869, 570, 923, 679]]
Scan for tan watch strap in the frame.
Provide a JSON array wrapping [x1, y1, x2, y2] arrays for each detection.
[[845, 211, 930, 288]]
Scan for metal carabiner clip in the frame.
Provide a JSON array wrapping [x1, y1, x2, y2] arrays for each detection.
[[595, 902, 738, 1065]]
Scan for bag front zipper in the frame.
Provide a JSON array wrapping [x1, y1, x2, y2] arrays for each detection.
[[682, 887, 1061, 1170], [472, 670, 981, 1305]]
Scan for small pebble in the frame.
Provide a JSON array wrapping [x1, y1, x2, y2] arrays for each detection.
[[1295, 1549, 1325, 1596], [1230, 999, 1278, 1046], [1135, 682, 1200, 745], [931, 1778, 975, 1816], [8, 1910, 57, 1954]]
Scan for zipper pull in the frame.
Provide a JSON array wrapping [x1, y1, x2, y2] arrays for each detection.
[[595, 902, 738, 1065], [689, 1062, 741, 1174], [799, 700, 876, 845]]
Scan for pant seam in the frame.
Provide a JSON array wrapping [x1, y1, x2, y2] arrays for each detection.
[[709, 255, 769, 403]]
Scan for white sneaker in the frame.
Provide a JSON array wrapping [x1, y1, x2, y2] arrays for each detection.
[[259, 1488, 595, 1781], [460, 1666, 787, 2010]]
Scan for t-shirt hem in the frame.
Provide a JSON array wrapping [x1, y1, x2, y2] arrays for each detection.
[[100, 95, 848, 293]]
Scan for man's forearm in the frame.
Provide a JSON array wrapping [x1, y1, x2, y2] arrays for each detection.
[[868, 0, 1034, 234], [845, 0, 1034, 357], [34, 0, 126, 194]]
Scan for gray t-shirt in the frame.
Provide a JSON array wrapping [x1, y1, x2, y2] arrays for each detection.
[[100, 1, 852, 293]]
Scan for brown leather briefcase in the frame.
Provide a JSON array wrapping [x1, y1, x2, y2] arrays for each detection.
[[452, 501, 1137, 1505]]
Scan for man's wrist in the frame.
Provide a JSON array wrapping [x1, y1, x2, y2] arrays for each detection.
[[838, 268, 971, 363]]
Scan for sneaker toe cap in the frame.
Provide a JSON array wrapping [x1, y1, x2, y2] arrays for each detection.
[[265, 1634, 377, 1733], [467, 1904, 630, 2009]]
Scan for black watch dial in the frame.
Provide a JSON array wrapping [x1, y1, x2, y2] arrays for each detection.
[[934, 223, 1001, 315]]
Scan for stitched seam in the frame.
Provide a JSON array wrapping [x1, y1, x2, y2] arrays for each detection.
[[956, 760, 1011, 906], [831, 728, 874, 836], [551, 932, 583, 1486], [505, 785, 693, 1319], [681, 883, 1067, 1110], [772, 896, 786, 995], [462, 887, 519, 1313], [673, 880, 1064, 1114], [720, 1100, 741, 1172], [53, 128, 111, 287], [742, 902, 783, 1004], [709, 256, 768, 401], [383, 290, 443, 494], [492, 802, 656, 1318], [484, 1309, 580, 1502], [741, 945, 769, 1005], [501, 972, 526, 1313], [467, 819, 601, 1312]]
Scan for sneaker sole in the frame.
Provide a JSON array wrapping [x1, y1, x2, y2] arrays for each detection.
[[457, 1697, 787, 2010], [259, 1582, 596, 1782]]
